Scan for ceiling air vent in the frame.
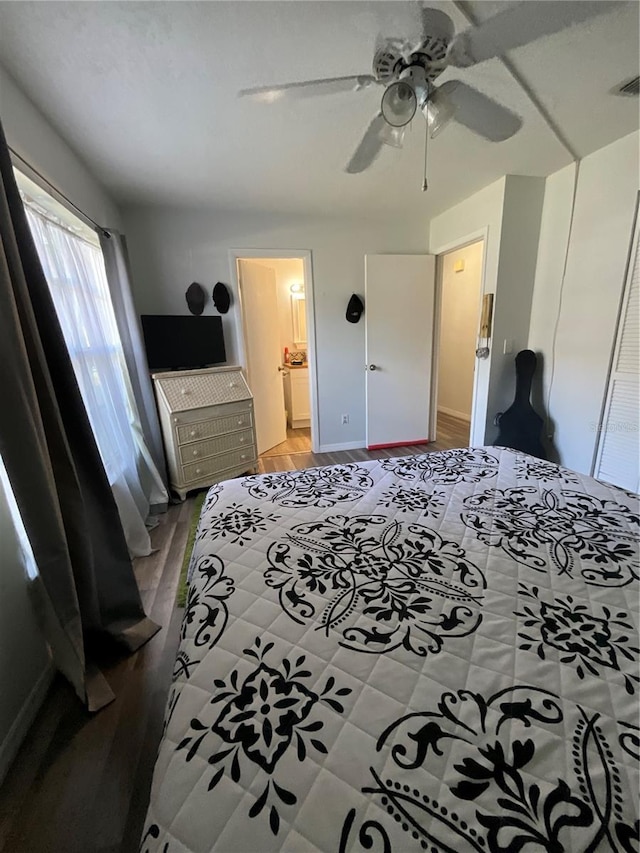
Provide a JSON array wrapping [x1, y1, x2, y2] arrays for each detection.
[[616, 76, 640, 96]]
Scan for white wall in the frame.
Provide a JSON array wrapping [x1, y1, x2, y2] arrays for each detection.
[[437, 241, 484, 421], [429, 178, 505, 445], [0, 469, 51, 784], [429, 175, 545, 446], [0, 66, 122, 228], [0, 67, 123, 776], [528, 130, 640, 473], [122, 206, 429, 448], [488, 175, 545, 439]]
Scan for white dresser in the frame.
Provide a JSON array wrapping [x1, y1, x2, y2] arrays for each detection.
[[283, 366, 310, 429], [152, 366, 258, 500]]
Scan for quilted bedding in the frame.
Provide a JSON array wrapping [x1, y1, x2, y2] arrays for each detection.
[[141, 447, 640, 853]]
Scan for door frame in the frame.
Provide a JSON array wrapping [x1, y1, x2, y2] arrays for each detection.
[[430, 228, 488, 446], [228, 248, 319, 453]]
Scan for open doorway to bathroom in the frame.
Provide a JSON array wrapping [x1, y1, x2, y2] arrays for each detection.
[[433, 240, 484, 448], [233, 251, 317, 459]]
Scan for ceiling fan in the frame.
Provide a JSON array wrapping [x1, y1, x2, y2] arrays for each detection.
[[238, 2, 617, 178]]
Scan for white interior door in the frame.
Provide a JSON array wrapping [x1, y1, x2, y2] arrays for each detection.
[[238, 260, 287, 454], [365, 254, 435, 448]]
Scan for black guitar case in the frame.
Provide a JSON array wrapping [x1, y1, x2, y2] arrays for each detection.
[[494, 349, 546, 459]]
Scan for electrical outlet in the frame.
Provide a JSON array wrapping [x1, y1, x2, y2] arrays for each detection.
[[341, 414, 349, 425]]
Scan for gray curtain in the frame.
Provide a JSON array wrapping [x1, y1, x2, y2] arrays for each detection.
[[99, 231, 168, 493], [0, 119, 159, 711]]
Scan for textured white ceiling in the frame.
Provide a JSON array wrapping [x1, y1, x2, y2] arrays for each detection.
[[0, 1, 637, 217]]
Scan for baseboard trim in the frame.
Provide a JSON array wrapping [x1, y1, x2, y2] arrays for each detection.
[[0, 661, 54, 786], [317, 440, 365, 453], [438, 406, 471, 422]]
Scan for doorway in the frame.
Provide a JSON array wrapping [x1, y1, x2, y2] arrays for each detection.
[[433, 240, 484, 448], [233, 251, 317, 458]]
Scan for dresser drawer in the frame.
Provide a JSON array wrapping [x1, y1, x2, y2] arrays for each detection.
[[182, 447, 257, 484], [171, 400, 252, 428], [178, 429, 254, 465], [156, 368, 250, 411], [175, 410, 253, 445]]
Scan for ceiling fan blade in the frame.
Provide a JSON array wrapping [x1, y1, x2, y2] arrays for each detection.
[[345, 114, 388, 174], [397, 8, 455, 63], [449, 1, 623, 67], [419, 6, 455, 44], [436, 80, 522, 141], [239, 75, 377, 102]]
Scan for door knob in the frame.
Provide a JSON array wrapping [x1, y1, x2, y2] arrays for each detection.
[[277, 365, 285, 371], [368, 364, 378, 371]]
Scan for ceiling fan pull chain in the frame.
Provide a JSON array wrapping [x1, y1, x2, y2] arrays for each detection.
[[422, 115, 429, 192]]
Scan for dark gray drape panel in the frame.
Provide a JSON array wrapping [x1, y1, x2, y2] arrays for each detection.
[[0, 119, 159, 711], [99, 231, 168, 490]]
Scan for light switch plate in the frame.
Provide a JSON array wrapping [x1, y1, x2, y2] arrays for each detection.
[[503, 339, 514, 355]]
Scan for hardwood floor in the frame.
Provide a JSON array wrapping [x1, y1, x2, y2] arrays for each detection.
[[0, 502, 192, 853], [0, 419, 471, 853], [436, 410, 470, 448], [260, 426, 312, 458], [257, 413, 470, 473]]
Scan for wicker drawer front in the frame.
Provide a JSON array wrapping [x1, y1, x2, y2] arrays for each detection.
[[182, 447, 256, 483], [175, 411, 253, 445], [178, 430, 254, 465], [157, 369, 249, 411]]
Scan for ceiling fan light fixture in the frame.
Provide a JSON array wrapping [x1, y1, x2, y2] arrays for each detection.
[[381, 80, 417, 127], [378, 123, 406, 149], [253, 90, 286, 104], [422, 90, 457, 138]]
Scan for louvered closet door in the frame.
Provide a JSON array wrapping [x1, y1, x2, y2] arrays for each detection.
[[594, 199, 640, 493]]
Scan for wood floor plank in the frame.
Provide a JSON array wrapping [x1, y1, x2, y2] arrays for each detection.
[[120, 607, 183, 853], [260, 427, 312, 458]]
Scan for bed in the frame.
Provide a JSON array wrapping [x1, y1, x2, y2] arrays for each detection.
[[141, 447, 639, 853]]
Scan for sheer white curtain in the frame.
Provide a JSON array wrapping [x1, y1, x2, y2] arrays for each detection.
[[25, 208, 167, 557]]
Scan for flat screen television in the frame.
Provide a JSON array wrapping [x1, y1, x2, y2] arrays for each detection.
[[140, 315, 226, 371]]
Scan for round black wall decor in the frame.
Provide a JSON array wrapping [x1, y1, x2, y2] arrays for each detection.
[[185, 281, 206, 315], [213, 282, 231, 314]]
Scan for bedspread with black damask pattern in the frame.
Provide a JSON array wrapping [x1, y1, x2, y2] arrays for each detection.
[[141, 447, 639, 853]]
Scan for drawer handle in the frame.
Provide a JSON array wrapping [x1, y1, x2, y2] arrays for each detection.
[[192, 450, 199, 457], [190, 429, 198, 438], [237, 419, 244, 426], [180, 388, 189, 395], [240, 454, 246, 460], [229, 382, 237, 388], [239, 437, 245, 444], [195, 468, 201, 475]]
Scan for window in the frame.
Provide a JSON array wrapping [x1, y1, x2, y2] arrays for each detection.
[[14, 167, 164, 556], [16, 169, 136, 485]]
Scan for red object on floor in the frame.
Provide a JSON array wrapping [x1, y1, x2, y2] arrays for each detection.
[[367, 439, 430, 450]]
